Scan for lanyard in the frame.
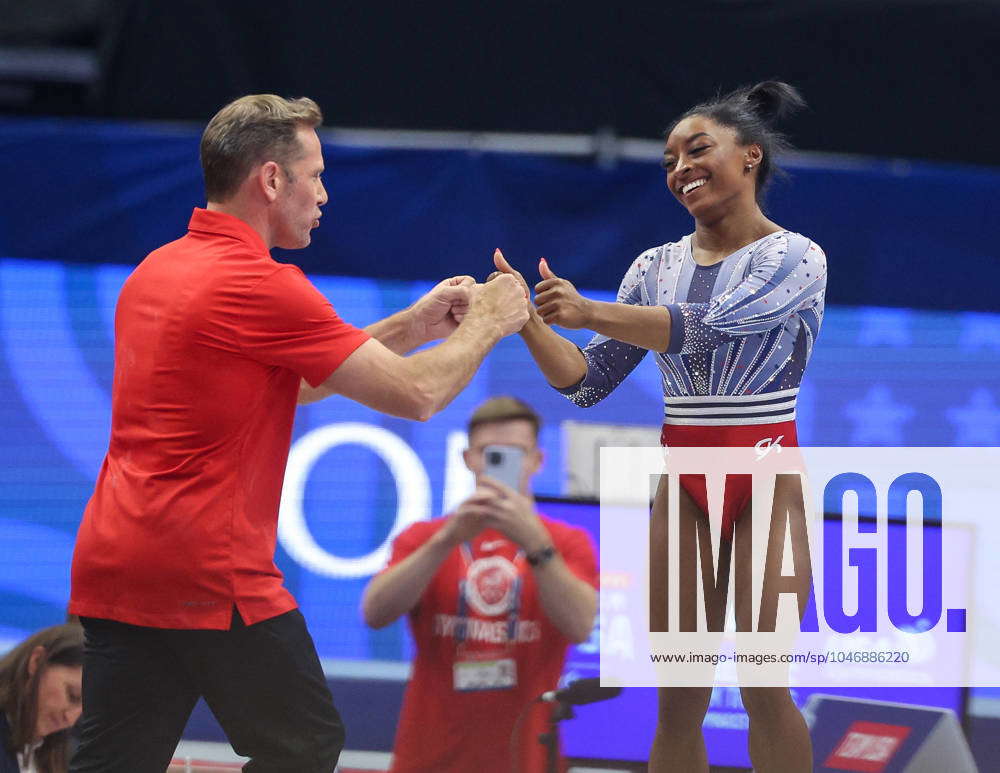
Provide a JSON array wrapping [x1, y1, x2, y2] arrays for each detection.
[[455, 541, 524, 646]]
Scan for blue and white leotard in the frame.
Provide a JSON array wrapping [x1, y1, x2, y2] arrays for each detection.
[[558, 231, 827, 426]]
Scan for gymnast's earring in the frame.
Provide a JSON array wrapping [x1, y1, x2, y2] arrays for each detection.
[[745, 163, 754, 172]]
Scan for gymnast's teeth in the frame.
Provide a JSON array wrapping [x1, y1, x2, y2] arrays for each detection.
[[681, 178, 707, 194]]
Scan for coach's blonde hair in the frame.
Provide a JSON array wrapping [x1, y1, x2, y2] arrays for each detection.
[[200, 94, 323, 202]]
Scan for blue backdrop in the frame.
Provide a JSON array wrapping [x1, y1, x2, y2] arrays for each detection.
[[1, 258, 998, 655], [0, 118, 998, 311], [1, 257, 995, 767]]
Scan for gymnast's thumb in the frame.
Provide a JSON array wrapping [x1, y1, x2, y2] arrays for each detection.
[[538, 257, 557, 280]]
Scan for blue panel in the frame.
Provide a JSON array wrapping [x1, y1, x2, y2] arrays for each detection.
[[0, 257, 992, 760], [1, 118, 999, 312], [1, 258, 996, 611]]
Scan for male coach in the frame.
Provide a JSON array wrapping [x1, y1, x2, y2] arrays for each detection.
[[68, 94, 528, 772]]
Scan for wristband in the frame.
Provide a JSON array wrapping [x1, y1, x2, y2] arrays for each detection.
[[526, 545, 557, 567]]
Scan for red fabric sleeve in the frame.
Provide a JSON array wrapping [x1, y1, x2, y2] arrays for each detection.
[[237, 265, 370, 386], [555, 524, 599, 588], [386, 522, 435, 569]]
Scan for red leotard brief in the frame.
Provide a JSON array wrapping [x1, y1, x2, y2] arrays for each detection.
[[659, 420, 798, 540]]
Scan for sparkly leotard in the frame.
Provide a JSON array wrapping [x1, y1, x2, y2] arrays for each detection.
[[557, 230, 827, 537], [558, 230, 827, 425]]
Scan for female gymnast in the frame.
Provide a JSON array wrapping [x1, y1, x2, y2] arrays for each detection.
[[495, 81, 826, 772]]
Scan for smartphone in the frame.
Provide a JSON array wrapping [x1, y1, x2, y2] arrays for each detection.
[[483, 444, 524, 491]]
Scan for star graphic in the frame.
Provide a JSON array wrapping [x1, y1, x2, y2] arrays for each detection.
[[843, 385, 915, 445], [857, 307, 913, 347], [959, 313, 1000, 351], [947, 388, 1000, 446]]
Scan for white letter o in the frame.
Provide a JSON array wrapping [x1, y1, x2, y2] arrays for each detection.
[[278, 423, 430, 578]]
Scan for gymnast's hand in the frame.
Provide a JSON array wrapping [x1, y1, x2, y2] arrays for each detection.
[[411, 275, 474, 340], [533, 258, 593, 329]]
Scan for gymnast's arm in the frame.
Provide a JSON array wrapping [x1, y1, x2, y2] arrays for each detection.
[[663, 233, 827, 355], [493, 250, 656, 406]]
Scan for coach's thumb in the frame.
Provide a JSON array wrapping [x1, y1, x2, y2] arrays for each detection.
[[494, 248, 514, 274], [538, 257, 557, 280]]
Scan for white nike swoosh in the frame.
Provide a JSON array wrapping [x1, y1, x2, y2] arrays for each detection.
[[480, 539, 508, 551]]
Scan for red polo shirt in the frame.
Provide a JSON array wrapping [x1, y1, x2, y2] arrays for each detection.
[[70, 208, 369, 629]]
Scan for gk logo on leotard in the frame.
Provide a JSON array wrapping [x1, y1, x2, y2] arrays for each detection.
[[753, 435, 783, 460]]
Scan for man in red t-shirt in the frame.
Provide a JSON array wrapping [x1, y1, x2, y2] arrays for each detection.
[[68, 95, 528, 773], [362, 397, 598, 773]]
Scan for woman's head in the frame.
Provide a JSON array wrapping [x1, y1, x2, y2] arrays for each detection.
[[0, 623, 83, 770], [662, 81, 806, 219]]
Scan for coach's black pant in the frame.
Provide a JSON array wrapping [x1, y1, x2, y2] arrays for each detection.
[[70, 608, 345, 773]]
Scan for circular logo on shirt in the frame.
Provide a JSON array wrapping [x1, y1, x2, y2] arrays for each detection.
[[465, 556, 518, 616]]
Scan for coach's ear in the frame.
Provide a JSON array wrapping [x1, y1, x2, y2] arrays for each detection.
[[258, 161, 282, 203]]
